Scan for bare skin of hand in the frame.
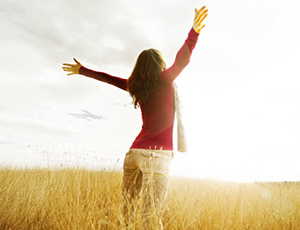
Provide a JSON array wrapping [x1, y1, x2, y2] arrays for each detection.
[[193, 6, 208, 33], [62, 58, 82, 76]]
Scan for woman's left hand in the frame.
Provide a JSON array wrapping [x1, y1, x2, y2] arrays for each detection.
[[62, 58, 82, 76], [193, 6, 208, 33]]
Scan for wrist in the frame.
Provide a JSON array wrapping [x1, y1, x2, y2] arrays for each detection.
[[78, 65, 84, 75], [192, 27, 199, 34]]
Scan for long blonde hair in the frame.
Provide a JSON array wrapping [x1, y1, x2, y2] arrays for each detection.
[[127, 49, 166, 108]]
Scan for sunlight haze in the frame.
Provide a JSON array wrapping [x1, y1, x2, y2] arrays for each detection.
[[1, 0, 299, 182]]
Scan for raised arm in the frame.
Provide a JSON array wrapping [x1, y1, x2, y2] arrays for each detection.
[[161, 6, 208, 83], [62, 58, 127, 91]]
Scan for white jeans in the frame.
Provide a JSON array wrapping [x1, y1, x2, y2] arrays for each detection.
[[122, 148, 173, 229]]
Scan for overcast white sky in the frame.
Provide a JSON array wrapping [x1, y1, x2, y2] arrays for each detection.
[[1, 0, 299, 182]]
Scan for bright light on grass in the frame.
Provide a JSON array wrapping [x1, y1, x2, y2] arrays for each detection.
[[1, 168, 300, 229]]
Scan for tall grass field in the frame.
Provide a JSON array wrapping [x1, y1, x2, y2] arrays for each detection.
[[1, 168, 299, 229]]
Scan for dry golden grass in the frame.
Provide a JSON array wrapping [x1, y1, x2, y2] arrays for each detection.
[[0, 168, 300, 229]]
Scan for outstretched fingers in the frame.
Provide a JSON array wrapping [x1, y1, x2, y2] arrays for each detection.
[[62, 66, 73, 74], [195, 6, 206, 15], [62, 66, 71, 71], [62, 58, 82, 76], [199, 13, 208, 25], [62, 63, 75, 67], [193, 6, 208, 33], [73, 58, 81, 65], [63, 58, 81, 67], [195, 7, 208, 26]]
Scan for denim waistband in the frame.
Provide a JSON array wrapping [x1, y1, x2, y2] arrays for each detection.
[[129, 148, 173, 160]]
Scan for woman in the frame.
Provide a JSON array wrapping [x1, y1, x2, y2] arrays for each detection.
[[63, 6, 208, 229]]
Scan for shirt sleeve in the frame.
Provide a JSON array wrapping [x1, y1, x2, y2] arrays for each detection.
[[160, 28, 199, 83], [79, 66, 127, 91]]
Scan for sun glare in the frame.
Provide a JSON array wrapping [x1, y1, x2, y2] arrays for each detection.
[[171, 68, 299, 183]]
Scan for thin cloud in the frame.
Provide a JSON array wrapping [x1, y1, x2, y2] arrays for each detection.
[[116, 102, 129, 107], [0, 141, 10, 145], [67, 110, 106, 121]]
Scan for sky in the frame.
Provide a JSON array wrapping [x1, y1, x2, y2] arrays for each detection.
[[0, 0, 300, 182]]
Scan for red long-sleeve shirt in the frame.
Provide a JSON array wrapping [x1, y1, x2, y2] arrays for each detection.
[[79, 28, 199, 150]]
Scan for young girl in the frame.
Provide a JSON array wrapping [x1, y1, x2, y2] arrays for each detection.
[[63, 6, 208, 229]]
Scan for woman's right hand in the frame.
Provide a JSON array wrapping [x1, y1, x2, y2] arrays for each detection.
[[62, 58, 82, 76], [193, 6, 208, 34]]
